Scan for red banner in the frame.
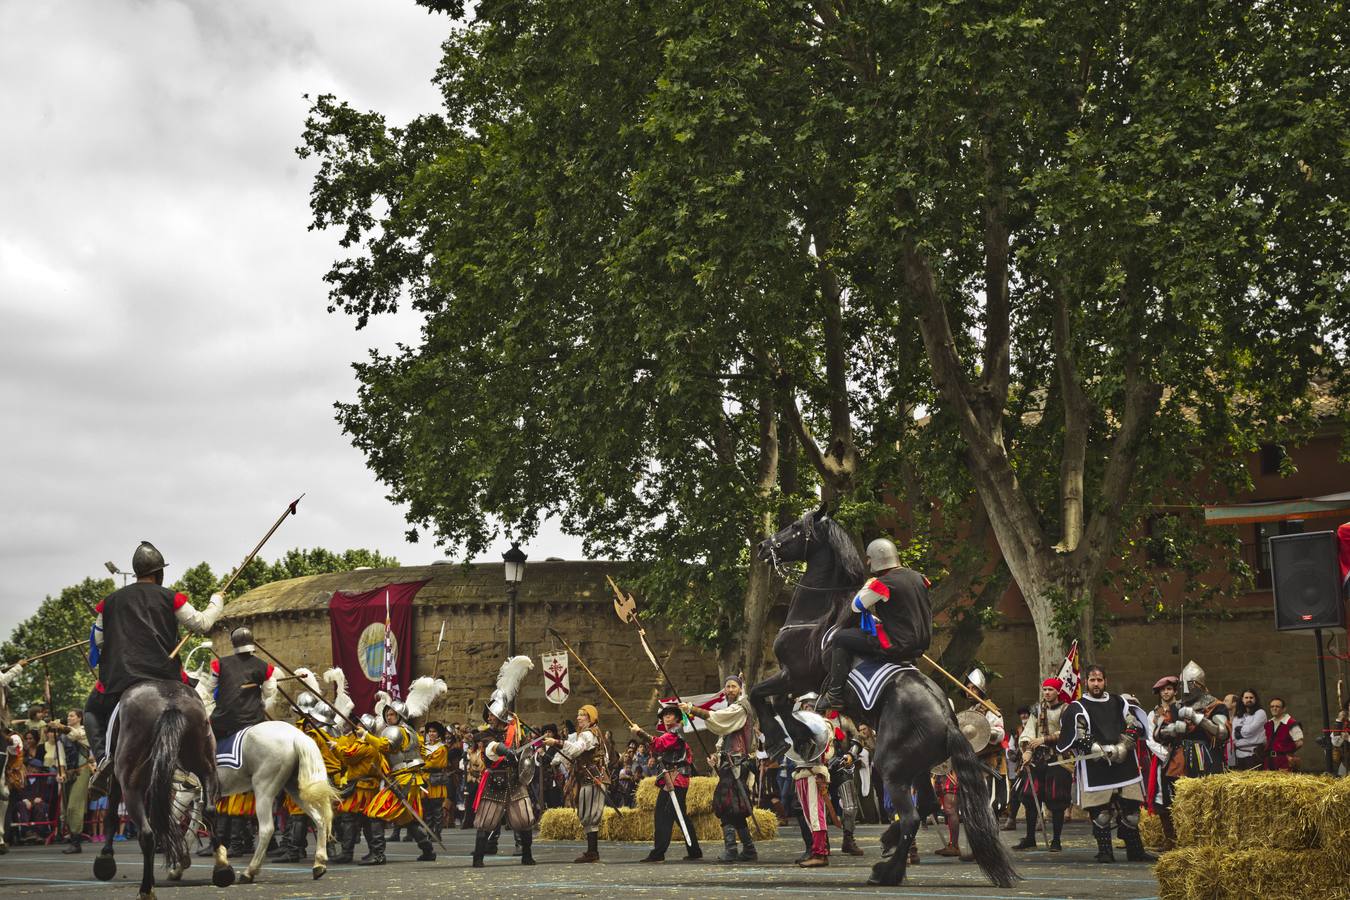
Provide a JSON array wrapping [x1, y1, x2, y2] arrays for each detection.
[[328, 580, 426, 716]]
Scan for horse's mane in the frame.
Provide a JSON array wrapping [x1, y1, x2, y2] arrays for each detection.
[[817, 515, 867, 587]]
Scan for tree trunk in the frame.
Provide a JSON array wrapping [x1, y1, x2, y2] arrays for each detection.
[[935, 563, 1010, 681], [738, 552, 777, 683]]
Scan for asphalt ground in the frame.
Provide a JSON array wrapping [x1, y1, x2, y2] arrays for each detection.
[[0, 821, 1160, 899]]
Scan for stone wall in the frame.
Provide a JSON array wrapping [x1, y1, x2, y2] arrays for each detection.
[[213, 562, 723, 732]]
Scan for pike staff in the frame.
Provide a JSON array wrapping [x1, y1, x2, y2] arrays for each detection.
[[255, 639, 446, 851], [545, 628, 639, 730], [170, 494, 304, 659]]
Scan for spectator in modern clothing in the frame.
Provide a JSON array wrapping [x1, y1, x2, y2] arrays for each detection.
[[1230, 689, 1267, 771], [1264, 697, 1303, 770]]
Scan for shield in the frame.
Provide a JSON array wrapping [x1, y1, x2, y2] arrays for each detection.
[[541, 651, 570, 705], [957, 709, 992, 753]]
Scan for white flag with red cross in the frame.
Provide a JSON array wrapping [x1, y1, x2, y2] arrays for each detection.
[[542, 651, 571, 705]]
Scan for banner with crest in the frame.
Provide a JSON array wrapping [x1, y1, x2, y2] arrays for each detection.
[[542, 651, 570, 705]]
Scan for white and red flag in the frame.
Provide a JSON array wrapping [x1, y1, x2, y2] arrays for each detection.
[[1055, 640, 1081, 705], [542, 651, 571, 705], [380, 590, 401, 701]]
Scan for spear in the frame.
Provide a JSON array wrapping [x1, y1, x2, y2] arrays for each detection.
[[429, 619, 448, 679], [7, 639, 90, 667], [170, 493, 304, 659], [606, 576, 711, 756]]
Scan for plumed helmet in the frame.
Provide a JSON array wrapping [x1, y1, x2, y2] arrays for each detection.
[[131, 541, 167, 576], [359, 713, 378, 732], [1179, 660, 1206, 697], [296, 692, 318, 714], [484, 655, 534, 723], [966, 668, 988, 694], [865, 537, 901, 574], [784, 710, 833, 765], [230, 626, 255, 654], [308, 701, 335, 727]]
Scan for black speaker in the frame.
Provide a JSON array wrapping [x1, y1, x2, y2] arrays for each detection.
[[1271, 531, 1345, 631]]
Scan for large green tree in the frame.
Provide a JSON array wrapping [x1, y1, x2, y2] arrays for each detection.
[[303, 0, 1345, 678]]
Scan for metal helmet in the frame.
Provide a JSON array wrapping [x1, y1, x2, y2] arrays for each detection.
[[308, 702, 335, 727], [131, 541, 167, 576], [865, 537, 901, 574], [1179, 660, 1206, 697], [359, 713, 378, 732], [966, 668, 988, 694], [793, 692, 818, 711], [784, 710, 833, 765], [296, 692, 318, 715], [385, 699, 409, 723], [230, 626, 255, 654]]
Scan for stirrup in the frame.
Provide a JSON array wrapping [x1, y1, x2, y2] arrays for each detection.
[[89, 756, 114, 794]]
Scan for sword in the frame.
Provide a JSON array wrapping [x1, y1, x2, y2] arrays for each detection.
[[654, 767, 696, 850]]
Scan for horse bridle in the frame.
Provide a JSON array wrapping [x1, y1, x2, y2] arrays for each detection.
[[766, 516, 855, 601]]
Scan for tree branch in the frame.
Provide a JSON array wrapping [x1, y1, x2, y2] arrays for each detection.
[[1050, 277, 1090, 552]]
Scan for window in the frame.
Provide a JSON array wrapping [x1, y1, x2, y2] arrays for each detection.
[[1259, 443, 1286, 476], [1254, 519, 1305, 588]]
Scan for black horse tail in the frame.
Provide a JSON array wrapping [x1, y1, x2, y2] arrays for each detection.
[[947, 725, 1019, 888], [143, 707, 189, 873]]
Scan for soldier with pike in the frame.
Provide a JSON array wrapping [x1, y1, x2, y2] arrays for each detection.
[[471, 656, 540, 868], [680, 674, 759, 863]]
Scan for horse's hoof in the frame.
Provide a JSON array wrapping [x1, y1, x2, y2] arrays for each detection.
[[211, 865, 236, 888], [167, 868, 183, 882], [312, 865, 326, 880], [239, 872, 255, 885], [93, 854, 117, 881], [137, 892, 155, 900]]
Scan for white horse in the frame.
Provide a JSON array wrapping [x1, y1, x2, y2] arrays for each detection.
[[212, 720, 338, 884]]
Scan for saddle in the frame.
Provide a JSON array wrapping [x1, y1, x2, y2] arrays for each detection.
[[215, 725, 255, 770], [846, 657, 916, 712]]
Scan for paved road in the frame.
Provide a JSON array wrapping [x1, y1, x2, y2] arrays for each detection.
[[0, 822, 1160, 899]]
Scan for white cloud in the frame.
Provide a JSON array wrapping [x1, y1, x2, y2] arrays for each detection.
[[0, 1, 582, 640]]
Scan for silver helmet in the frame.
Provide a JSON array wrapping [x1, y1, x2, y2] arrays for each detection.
[[359, 713, 378, 732], [966, 668, 988, 694], [794, 691, 819, 712], [865, 537, 901, 574], [384, 699, 409, 723], [296, 692, 318, 715], [131, 541, 167, 576], [308, 701, 335, 727], [784, 710, 833, 765], [1179, 660, 1206, 697], [230, 626, 255, 654]]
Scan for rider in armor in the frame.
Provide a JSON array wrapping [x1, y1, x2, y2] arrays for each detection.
[[819, 538, 931, 713], [360, 676, 447, 865], [471, 656, 538, 868], [1056, 664, 1154, 864], [84, 541, 224, 776], [681, 675, 759, 862], [544, 703, 611, 863], [1016, 677, 1072, 851], [631, 703, 704, 863], [209, 627, 276, 739]]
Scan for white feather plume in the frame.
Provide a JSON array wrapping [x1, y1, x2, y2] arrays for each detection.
[[323, 667, 355, 718], [493, 654, 534, 705], [374, 689, 393, 722], [405, 676, 448, 719], [293, 666, 322, 697]]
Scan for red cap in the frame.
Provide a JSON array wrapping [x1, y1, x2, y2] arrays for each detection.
[[1041, 677, 1063, 690], [1152, 675, 1179, 692]]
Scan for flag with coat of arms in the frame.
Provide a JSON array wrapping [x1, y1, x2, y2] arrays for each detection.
[[1055, 640, 1081, 705], [542, 651, 570, 704]]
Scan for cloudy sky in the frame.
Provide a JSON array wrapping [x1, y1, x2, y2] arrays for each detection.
[[0, 1, 582, 639]]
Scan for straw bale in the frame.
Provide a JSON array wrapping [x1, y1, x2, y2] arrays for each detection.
[[1156, 845, 1350, 900], [538, 804, 778, 843], [1171, 771, 1330, 850], [634, 775, 717, 813], [1139, 811, 1167, 851], [1314, 777, 1350, 872]]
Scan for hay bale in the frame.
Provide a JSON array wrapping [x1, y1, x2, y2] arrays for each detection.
[[1156, 846, 1350, 900], [1139, 810, 1168, 851], [1314, 777, 1350, 873], [634, 775, 718, 813], [1172, 772, 1330, 850], [538, 804, 778, 843]]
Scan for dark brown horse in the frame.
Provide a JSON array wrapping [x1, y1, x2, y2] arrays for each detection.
[[750, 507, 1018, 888], [92, 679, 224, 899]]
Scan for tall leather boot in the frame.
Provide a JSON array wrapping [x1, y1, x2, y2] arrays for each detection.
[[472, 831, 487, 868], [358, 820, 386, 865], [228, 817, 249, 859], [735, 824, 757, 861], [1092, 824, 1115, 863], [412, 822, 436, 861], [268, 820, 293, 860], [719, 824, 739, 862], [841, 830, 865, 856], [1120, 824, 1156, 862], [817, 648, 852, 713], [280, 815, 307, 862], [1158, 807, 1177, 851], [519, 829, 535, 866], [330, 815, 356, 863]]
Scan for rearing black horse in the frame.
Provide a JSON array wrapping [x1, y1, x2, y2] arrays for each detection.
[[749, 506, 1018, 888]]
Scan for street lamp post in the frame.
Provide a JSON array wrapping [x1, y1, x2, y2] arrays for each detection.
[[503, 542, 528, 658]]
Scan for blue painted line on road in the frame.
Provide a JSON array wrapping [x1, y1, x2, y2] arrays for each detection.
[[0, 874, 105, 885]]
